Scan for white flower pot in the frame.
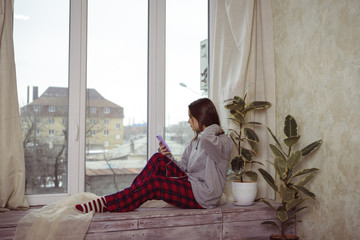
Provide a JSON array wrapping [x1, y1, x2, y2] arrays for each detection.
[[231, 181, 257, 206]]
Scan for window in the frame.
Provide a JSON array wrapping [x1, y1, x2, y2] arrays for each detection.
[[49, 129, 55, 136], [48, 106, 55, 112], [165, 0, 208, 156], [15, 0, 69, 197], [15, 0, 209, 205]]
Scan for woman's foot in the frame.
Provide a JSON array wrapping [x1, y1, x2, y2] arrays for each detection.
[[75, 196, 108, 213]]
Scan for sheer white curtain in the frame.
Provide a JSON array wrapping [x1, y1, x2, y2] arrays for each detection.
[[210, 0, 276, 200], [0, 0, 28, 210]]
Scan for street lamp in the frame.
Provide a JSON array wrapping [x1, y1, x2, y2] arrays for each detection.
[[179, 82, 202, 96]]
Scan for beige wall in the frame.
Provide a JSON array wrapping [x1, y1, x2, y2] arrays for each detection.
[[272, 0, 360, 239]]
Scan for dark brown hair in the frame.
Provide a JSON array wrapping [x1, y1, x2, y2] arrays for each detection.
[[188, 98, 222, 140]]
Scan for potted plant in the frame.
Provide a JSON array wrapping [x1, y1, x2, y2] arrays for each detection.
[[224, 91, 271, 205], [258, 115, 322, 240]]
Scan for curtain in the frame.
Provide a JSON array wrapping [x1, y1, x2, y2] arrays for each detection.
[[210, 0, 276, 200], [0, 0, 29, 210]]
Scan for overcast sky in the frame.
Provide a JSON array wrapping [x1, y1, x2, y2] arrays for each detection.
[[14, 0, 208, 126]]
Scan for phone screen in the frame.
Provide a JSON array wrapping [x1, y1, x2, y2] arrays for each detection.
[[156, 135, 171, 152]]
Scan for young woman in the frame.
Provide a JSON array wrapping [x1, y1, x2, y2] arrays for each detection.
[[75, 98, 233, 213]]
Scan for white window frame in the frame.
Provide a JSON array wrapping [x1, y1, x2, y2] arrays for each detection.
[[26, 0, 209, 206]]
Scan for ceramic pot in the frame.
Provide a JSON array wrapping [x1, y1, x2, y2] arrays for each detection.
[[231, 181, 257, 206], [270, 235, 299, 240]]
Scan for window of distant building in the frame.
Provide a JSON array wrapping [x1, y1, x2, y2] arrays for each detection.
[[49, 106, 55, 112], [49, 129, 54, 136], [90, 107, 96, 113], [104, 141, 109, 147], [104, 107, 110, 114], [104, 119, 109, 125], [116, 123, 120, 129], [104, 130, 109, 136], [90, 119, 96, 125], [49, 118, 54, 124], [90, 130, 96, 136], [116, 134, 120, 139], [34, 106, 40, 112]]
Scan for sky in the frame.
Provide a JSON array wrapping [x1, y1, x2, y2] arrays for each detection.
[[13, 0, 208, 126]]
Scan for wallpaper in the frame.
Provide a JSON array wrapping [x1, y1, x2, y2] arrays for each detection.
[[272, 0, 360, 239]]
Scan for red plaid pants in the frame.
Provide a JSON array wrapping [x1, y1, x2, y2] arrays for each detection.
[[105, 153, 203, 212]]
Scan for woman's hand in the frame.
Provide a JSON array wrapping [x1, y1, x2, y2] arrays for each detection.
[[158, 142, 171, 155]]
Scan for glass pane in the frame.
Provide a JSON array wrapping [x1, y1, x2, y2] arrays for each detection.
[[14, 0, 70, 194], [86, 0, 148, 196], [165, 0, 208, 158]]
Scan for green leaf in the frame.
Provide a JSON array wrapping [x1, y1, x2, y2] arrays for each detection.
[[291, 168, 319, 179], [269, 144, 286, 160], [245, 121, 263, 125], [261, 221, 279, 230], [284, 115, 298, 138], [251, 160, 264, 166], [248, 140, 259, 155], [267, 126, 284, 153], [244, 128, 259, 142], [240, 148, 252, 162], [231, 156, 244, 173], [301, 139, 322, 156], [297, 173, 316, 187], [258, 168, 278, 192], [292, 184, 316, 199], [276, 206, 288, 223], [245, 170, 258, 181], [280, 184, 295, 203], [286, 197, 305, 211], [259, 198, 277, 211], [284, 135, 301, 148], [287, 151, 302, 170], [274, 156, 287, 180], [243, 101, 272, 116], [288, 206, 308, 219], [230, 110, 245, 123]]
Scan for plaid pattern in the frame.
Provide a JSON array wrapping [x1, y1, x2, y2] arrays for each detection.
[[105, 153, 203, 212]]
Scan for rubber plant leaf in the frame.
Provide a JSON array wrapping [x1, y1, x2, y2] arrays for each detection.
[[258, 168, 278, 192], [276, 206, 288, 223], [269, 144, 286, 160], [261, 221, 279, 230], [244, 128, 259, 142], [288, 206, 308, 219], [245, 170, 258, 182], [297, 173, 316, 187], [301, 139, 322, 156], [274, 156, 287, 180], [285, 196, 305, 211], [267, 126, 284, 153], [284, 135, 301, 148], [231, 156, 244, 173], [292, 184, 316, 199], [287, 150, 302, 170], [259, 198, 277, 211], [240, 148, 252, 162], [291, 168, 319, 178], [279, 183, 295, 203], [284, 115, 297, 138]]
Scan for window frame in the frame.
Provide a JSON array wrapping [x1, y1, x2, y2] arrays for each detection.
[[25, 0, 210, 205]]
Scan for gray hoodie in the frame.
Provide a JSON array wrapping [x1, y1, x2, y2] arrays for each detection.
[[172, 124, 233, 209]]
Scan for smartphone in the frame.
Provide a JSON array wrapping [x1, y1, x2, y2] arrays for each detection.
[[156, 135, 171, 152]]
